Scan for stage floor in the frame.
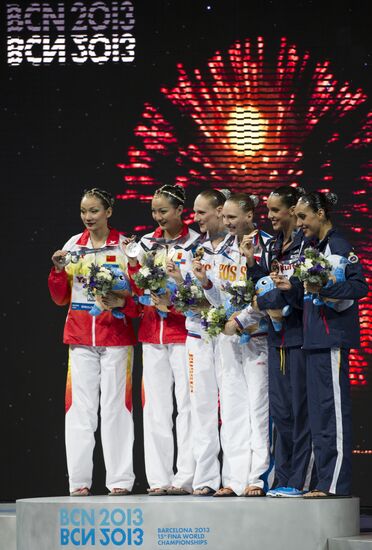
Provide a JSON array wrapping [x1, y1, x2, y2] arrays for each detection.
[[13, 494, 364, 550]]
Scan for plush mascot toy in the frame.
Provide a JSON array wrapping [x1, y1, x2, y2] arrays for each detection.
[[89, 265, 131, 319], [312, 254, 354, 312], [255, 276, 292, 332]]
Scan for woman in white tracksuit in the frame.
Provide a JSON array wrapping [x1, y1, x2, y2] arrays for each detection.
[[127, 184, 199, 496], [48, 188, 138, 497], [185, 188, 230, 495], [193, 193, 272, 497]]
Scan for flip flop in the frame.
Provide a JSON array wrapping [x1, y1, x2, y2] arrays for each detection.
[[213, 487, 236, 497], [108, 488, 131, 496], [303, 490, 350, 499], [70, 487, 91, 497], [166, 486, 191, 495], [193, 486, 215, 496], [147, 488, 168, 496], [243, 486, 266, 497]]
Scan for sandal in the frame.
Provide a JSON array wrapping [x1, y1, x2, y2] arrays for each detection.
[[193, 486, 215, 496], [243, 485, 266, 497], [213, 487, 236, 497], [303, 489, 349, 499], [147, 487, 168, 496], [167, 486, 191, 495], [70, 487, 91, 497], [108, 488, 131, 496]]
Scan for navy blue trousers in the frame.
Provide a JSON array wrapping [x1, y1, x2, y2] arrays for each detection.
[[306, 348, 352, 495], [268, 346, 314, 490]]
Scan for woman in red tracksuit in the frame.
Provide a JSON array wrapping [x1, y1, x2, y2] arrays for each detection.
[[48, 188, 139, 497], [127, 184, 199, 496]]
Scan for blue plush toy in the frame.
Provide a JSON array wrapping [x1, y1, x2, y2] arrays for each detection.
[[255, 276, 292, 332], [312, 254, 354, 311], [89, 265, 131, 319]]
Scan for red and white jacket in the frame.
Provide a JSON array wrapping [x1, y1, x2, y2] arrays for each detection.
[[48, 228, 139, 347], [128, 224, 200, 345]]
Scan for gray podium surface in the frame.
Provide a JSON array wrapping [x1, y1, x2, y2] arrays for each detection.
[[17, 495, 359, 550], [329, 534, 372, 549], [0, 504, 16, 550]]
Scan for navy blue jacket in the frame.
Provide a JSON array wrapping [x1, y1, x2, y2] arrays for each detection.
[[294, 228, 367, 350], [247, 229, 309, 348]]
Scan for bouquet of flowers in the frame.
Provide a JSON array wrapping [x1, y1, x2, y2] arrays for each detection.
[[171, 273, 206, 317], [132, 252, 168, 292], [132, 252, 172, 317], [201, 306, 228, 339], [222, 278, 256, 343], [84, 264, 115, 298], [84, 264, 130, 318], [223, 279, 255, 313], [294, 248, 332, 287]]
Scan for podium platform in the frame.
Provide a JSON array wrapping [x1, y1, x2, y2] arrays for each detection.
[[16, 495, 360, 550], [0, 503, 16, 550]]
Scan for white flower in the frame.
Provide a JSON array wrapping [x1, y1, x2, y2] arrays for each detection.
[[190, 285, 200, 294], [304, 259, 313, 269], [236, 280, 246, 287], [140, 266, 151, 277], [97, 269, 112, 281]]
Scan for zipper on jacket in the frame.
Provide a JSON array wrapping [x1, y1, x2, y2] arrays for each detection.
[[92, 315, 96, 346], [159, 316, 164, 345]]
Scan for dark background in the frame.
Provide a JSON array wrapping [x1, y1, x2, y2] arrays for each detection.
[[1, 0, 371, 504]]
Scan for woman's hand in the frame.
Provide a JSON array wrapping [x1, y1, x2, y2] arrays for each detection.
[[223, 319, 239, 335], [151, 290, 171, 311], [51, 250, 67, 272], [239, 230, 258, 266], [101, 290, 126, 309], [271, 273, 292, 291], [166, 260, 183, 283], [251, 295, 260, 311], [304, 281, 322, 294], [192, 260, 209, 286]]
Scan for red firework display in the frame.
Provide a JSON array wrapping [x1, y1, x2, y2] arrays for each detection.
[[117, 37, 371, 386]]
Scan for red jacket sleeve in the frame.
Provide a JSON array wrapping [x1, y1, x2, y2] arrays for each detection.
[[48, 268, 71, 306]]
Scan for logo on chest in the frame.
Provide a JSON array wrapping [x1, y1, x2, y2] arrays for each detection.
[[219, 263, 246, 281]]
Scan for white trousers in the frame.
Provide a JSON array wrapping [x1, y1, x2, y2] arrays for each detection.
[[66, 345, 135, 492], [186, 335, 222, 491], [218, 334, 270, 496], [142, 343, 195, 491]]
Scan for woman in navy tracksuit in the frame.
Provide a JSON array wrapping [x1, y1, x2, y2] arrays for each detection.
[[279, 191, 368, 497], [238, 185, 315, 497]]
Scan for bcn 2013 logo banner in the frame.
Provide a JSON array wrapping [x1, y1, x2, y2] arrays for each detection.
[[6, 1, 136, 65]]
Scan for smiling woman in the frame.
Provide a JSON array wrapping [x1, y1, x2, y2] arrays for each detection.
[[48, 187, 139, 497]]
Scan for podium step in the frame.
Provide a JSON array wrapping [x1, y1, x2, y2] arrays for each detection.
[[16, 495, 359, 550], [329, 534, 372, 549], [0, 504, 16, 550]]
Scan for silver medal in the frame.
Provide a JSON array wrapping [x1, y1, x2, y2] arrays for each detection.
[[125, 241, 141, 258]]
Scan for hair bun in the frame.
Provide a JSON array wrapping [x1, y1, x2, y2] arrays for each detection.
[[296, 186, 306, 197], [325, 192, 338, 206], [217, 188, 232, 200], [173, 185, 186, 201], [249, 194, 260, 208]]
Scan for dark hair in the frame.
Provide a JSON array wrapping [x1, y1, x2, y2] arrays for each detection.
[[197, 188, 230, 207], [269, 185, 306, 208], [298, 191, 338, 220], [154, 184, 185, 207], [226, 193, 258, 212], [83, 188, 114, 209]]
